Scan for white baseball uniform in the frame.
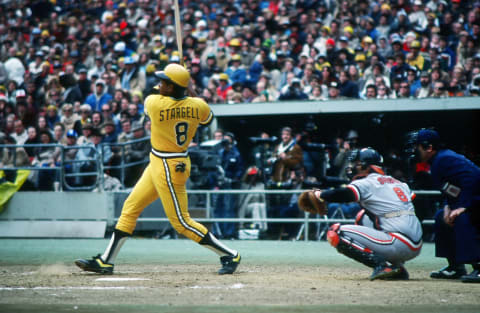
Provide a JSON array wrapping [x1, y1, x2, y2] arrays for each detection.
[[339, 173, 423, 265]]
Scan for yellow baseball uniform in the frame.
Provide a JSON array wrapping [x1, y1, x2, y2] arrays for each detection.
[[116, 94, 213, 242], [75, 64, 240, 275]]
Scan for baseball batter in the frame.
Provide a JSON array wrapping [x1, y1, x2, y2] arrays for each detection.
[[301, 147, 422, 280], [75, 64, 241, 275]]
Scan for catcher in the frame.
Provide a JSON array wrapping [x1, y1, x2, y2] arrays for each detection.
[[298, 147, 423, 280]]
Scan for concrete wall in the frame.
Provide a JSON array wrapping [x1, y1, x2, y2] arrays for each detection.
[[0, 192, 114, 238], [0, 191, 183, 238]]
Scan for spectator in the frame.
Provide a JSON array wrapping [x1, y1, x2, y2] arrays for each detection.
[[88, 56, 106, 81], [4, 47, 25, 86], [432, 80, 449, 98], [144, 63, 158, 96], [129, 90, 144, 114], [278, 78, 308, 101], [406, 40, 426, 71], [77, 122, 93, 145], [279, 58, 302, 90], [85, 80, 113, 112], [265, 126, 303, 239], [60, 103, 82, 135], [56, 129, 80, 189], [327, 81, 344, 100], [409, 0, 428, 33], [127, 103, 144, 125], [216, 73, 232, 102], [59, 73, 84, 105], [338, 70, 359, 98], [91, 111, 103, 129], [11, 119, 28, 145], [309, 85, 326, 101], [100, 103, 121, 134], [24, 126, 39, 159], [116, 56, 146, 93], [390, 52, 410, 82], [78, 104, 92, 127], [77, 68, 92, 101], [238, 166, 268, 232], [117, 119, 132, 144], [53, 122, 67, 145], [32, 130, 59, 190], [398, 81, 412, 98], [45, 105, 60, 130], [258, 73, 280, 101], [332, 130, 360, 180], [269, 127, 303, 184], [377, 83, 394, 99], [213, 132, 244, 239], [405, 67, 421, 96], [225, 54, 247, 86], [415, 71, 433, 98], [364, 84, 377, 99], [102, 72, 117, 96], [101, 119, 117, 145], [75, 127, 112, 187], [0, 135, 30, 169]]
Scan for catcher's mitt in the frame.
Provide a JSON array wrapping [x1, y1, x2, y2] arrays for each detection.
[[298, 190, 327, 215]]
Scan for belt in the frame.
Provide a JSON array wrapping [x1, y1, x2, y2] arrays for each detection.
[[383, 210, 416, 218], [151, 148, 188, 158]]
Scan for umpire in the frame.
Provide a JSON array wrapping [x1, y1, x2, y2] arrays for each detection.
[[412, 129, 480, 283]]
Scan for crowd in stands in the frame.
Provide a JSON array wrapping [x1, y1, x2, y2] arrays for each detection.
[[0, 0, 478, 237]]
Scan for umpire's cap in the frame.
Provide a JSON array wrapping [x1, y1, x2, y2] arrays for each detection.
[[415, 128, 440, 146], [155, 63, 190, 88]]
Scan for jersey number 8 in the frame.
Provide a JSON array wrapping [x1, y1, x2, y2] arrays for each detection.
[[175, 122, 189, 146], [393, 187, 408, 202]]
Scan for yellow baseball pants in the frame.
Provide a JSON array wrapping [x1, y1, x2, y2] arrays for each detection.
[[116, 153, 208, 242]]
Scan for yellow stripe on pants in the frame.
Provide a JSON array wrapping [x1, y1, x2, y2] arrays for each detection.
[[116, 154, 208, 242]]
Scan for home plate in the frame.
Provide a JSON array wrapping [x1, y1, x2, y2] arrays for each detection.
[[96, 278, 151, 282]]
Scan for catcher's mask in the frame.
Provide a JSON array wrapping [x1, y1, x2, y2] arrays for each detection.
[[403, 128, 440, 162], [345, 147, 384, 180]]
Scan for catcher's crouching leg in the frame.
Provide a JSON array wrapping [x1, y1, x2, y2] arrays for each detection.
[[326, 224, 401, 280]]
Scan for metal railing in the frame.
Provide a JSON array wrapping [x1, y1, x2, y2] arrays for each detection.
[[0, 138, 151, 191], [129, 189, 440, 241], [102, 137, 150, 187]]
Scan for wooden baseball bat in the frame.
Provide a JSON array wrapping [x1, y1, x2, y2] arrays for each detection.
[[173, 0, 184, 66]]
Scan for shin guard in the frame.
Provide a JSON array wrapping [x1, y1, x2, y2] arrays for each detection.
[[333, 230, 386, 269]]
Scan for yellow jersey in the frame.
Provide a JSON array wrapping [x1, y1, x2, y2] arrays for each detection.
[[145, 94, 213, 153]]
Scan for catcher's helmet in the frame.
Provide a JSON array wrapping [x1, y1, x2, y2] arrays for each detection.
[[155, 63, 190, 88], [346, 147, 384, 179], [349, 147, 383, 167]]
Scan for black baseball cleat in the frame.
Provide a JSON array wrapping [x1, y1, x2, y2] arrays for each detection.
[[395, 266, 410, 280], [461, 269, 480, 283], [370, 264, 401, 281], [430, 265, 466, 279], [75, 254, 114, 275], [218, 253, 241, 275]]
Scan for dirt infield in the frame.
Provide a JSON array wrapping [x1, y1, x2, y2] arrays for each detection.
[[0, 239, 479, 313]]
